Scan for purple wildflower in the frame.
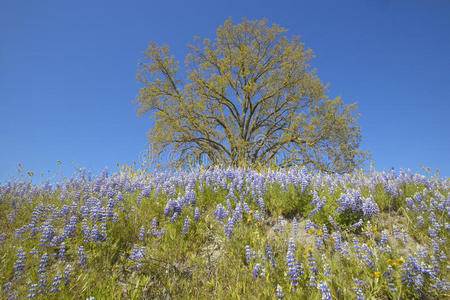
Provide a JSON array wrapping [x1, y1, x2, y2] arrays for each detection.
[[49, 273, 62, 293], [318, 281, 333, 300], [78, 246, 87, 268], [194, 207, 200, 221], [275, 284, 285, 298], [13, 248, 26, 281], [181, 216, 190, 237], [245, 245, 253, 264], [138, 226, 145, 241]]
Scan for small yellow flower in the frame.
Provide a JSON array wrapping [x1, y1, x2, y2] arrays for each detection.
[[392, 262, 398, 268], [398, 258, 405, 265], [374, 271, 381, 278], [308, 229, 314, 235], [387, 259, 392, 265], [249, 210, 254, 215], [247, 218, 252, 223], [372, 225, 377, 232], [307, 247, 312, 253], [317, 230, 323, 236], [256, 222, 261, 227]]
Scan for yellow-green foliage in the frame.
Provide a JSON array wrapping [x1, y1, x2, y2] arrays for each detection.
[[134, 18, 369, 173]]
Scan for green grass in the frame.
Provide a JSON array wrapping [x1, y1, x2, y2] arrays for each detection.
[[0, 166, 448, 299]]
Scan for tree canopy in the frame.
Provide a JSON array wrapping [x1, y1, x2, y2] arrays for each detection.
[[134, 18, 369, 173]]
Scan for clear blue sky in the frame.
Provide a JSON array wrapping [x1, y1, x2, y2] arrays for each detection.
[[1, 0, 449, 182]]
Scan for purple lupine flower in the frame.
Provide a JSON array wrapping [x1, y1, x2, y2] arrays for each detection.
[[8, 290, 18, 299], [63, 265, 71, 285], [213, 204, 229, 222], [277, 216, 285, 233], [309, 196, 326, 218], [292, 217, 298, 236], [350, 219, 364, 230], [257, 196, 265, 215], [91, 224, 105, 242], [136, 194, 142, 207], [155, 228, 165, 237], [100, 208, 108, 240], [353, 278, 365, 300], [322, 254, 331, 277], [8, 210, 16, 224], [316, 235, 324, 251], [305, 219, 317, 233], [81, 219, 90, 243], [224, 217, 237, 238], [322, 225, 329, 241], [26, 283, 37, 299], [226, 199, 233, 213], [39, 223, 55, 247], [129, 244, 140, 260], [49, 235, 61, 248], [164, 200, 176, 217], [265, 244, 277, 268], [379, 230, 388, 246], [3, 282, 12, 293], [252, 263, 262, 278], [58, 242, 66, 262], [78, 246, 87, 268], [242, 202, 251, 214], [194, 207, 200, 221], [37, 253, 49, 274], [49, 273, 62, 293], [151, 217, 158, 235], [275, 284, 285, 299], [112, 212, 118, 223], [224, 204, 243, 239], [360, 196, 379, 217], [129, 244, 146, 270], [384, 270, 397, 293], [168, 211, 179, 223], [318, 281, 332, 300], [13, 248, 26, 281], [393, 226, 401, 240], [181, 216, 190, 237], [402, 232, 408, 243], [308, 250, 318, 287], [245, 245, 253, 264], [286, 238, 302, 289], [253, 211, 261, 223], [138, 226, 145, 241], [0, 233, 6, 245], [417, 215, 424, 227]]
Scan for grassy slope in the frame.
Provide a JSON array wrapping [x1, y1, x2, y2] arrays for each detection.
[[0, 167, 448, 299]]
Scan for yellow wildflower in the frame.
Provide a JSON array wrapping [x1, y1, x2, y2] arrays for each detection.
[[247, 218, 252, 223], [256, 222, 261, 227], [398, 258, 405, 265], [374, 271, 381, 278], [308, 229, 314, 235], [317, 230, 323, 236], [249, 210, 254, 215]]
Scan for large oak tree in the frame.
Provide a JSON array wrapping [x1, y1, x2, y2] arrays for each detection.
[[134, 18, 369, 173]]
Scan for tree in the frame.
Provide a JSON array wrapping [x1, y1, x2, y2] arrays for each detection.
[[134, 18, 369, 173]]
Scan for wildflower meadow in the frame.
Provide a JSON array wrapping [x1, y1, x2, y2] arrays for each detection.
[[0, 165, 449, 299]]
